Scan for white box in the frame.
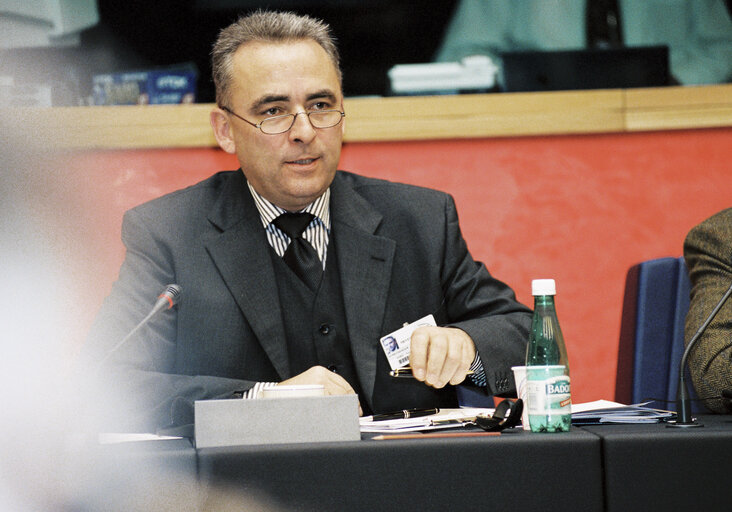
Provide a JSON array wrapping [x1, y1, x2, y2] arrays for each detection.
[[194, 394, 360, 448], [388, 55, 498, 95]]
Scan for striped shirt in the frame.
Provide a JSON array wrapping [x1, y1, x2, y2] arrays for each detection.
[[248, 182, 330, 268]]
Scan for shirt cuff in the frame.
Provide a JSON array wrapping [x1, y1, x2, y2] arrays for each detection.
[[243, 382, 278, 399], [467, 353, 487, 387]]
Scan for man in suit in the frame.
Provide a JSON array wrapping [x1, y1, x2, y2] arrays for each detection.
[[82, 11, 531, 432], [684, 208, 732, 413], [436, 0, 732, 86]]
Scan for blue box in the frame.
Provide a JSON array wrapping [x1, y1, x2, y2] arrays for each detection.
[[92, 65, 197, 105]]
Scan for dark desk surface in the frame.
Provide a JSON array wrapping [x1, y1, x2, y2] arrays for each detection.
[[583, 415, 732, 512], [77, 415, 732, 512], [198, 428, 603, 512], [78, 438, 199, 511]]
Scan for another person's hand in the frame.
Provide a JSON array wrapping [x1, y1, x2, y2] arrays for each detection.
[[409, 326, 476, 388], [279, 365, 363, 415]]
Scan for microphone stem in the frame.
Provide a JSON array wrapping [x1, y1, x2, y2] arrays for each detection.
[[96, 309, 157, 372], [674, 281, 732, 426], [91, 285, 180, 377]]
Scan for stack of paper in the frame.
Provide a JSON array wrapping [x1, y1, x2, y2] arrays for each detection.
[[570, 400, 675, 425], [360, 408, 492, 434], [360, 401, 676, 434]]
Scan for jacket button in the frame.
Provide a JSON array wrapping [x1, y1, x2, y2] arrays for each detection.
[[319, 324, 330, 335], [328, 365, 338, 373]]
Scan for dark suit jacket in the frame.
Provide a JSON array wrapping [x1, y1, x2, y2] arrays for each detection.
[[82, 170, 531, 431], [684, 207, 732, 413]]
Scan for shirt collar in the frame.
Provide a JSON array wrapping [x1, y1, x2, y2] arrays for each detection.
[[247, 181, 331, 231]]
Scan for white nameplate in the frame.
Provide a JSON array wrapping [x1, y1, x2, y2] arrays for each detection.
[[194, 394, 360, 448]]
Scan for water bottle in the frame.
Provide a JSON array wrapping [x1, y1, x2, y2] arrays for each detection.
[[525, 279, 571, 432]]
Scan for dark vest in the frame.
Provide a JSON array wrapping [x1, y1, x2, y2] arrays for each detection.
[[270, 237, 370, 413]]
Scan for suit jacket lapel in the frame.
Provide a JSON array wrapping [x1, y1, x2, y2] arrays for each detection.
[[204, 171, 290, 379], [330, 174, 395, 408]]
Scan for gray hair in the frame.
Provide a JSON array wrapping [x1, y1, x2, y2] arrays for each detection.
[[211, 10, 342, 106]]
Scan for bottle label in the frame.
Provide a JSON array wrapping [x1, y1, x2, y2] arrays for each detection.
[[526, 368, 571, 416]]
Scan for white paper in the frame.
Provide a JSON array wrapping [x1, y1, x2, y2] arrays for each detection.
[[98, 433, 183, 444], [360, 407, 493, 433]]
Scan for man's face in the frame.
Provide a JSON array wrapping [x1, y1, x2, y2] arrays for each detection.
[[222, 39, 344, 212]]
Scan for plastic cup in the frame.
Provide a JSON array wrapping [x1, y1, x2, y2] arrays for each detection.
[[511, 365, 530, 430]]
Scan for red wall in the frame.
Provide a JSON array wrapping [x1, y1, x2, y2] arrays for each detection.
[[52, 127, 731, 403]]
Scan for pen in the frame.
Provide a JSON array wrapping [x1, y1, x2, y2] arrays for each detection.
[[373, 431, 501, 440], [371, 407, 439, 421], [389, 367, 475, 378]]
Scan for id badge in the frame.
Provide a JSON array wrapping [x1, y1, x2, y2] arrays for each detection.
[[379, 314, 436, 371]]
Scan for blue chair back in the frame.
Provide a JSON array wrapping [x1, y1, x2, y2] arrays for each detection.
[[616, 257, 701, 411]]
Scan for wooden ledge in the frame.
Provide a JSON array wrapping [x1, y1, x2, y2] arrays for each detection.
[[10, 84, 732, 149], [624, 85, 732, 131]]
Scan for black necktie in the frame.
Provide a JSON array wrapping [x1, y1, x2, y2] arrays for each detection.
[[586, 0, 623, 49], [273, 212, 323, 290]]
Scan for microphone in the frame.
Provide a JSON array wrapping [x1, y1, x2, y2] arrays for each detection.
[[150, 284, 183, 316], [96, 284, 182, 370], [670, 280, 732, 428]]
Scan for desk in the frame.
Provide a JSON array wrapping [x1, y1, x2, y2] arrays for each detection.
[[77, 438, 199, 511], [584, 415, 732, 512], [72, 416, 732, 511], [197, 429, 603, 512]]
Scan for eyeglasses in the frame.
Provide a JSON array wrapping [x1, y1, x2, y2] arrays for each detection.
[[220, 106, 345, 135]]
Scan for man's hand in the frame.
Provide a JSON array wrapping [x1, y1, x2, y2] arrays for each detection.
[[409, 326, 476, 388], [279, 366, 363, 415]]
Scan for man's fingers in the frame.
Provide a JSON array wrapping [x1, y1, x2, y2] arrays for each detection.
[[435, 336, 464, 387], [279, 366, 363, 415], [444, 332, 475, 385], [409, 327, 477, 388], [409, 329, 430, 381], [280, 365, 357, 397], [424, 330, 448, 387], [323, 371, 356, 396], [448, 356, 473, 385], [306, 367, 363, 415]]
